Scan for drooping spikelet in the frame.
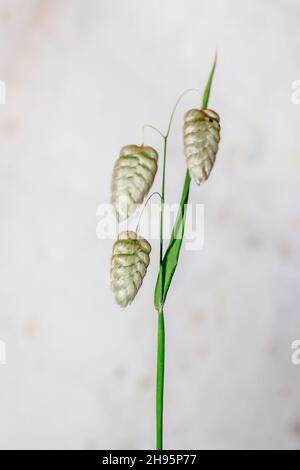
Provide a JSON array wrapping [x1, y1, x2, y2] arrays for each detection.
[[183, 109, 221, 185], [111, 231, 151, 308], [111, 145, 158, 221]]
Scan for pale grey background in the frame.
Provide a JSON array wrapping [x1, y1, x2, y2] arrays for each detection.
[[0, 0, 300, 450]]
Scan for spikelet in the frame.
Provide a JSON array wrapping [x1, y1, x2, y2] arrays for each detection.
[[183, 109, 221, 185], [111, 145, 158, 221], [111, 231, 151, 308]]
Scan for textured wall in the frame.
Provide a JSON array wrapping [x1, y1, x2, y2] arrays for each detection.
[[0, 0, 300, 450]]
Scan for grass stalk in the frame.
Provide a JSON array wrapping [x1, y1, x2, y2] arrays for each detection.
[[155, 53, 217, 450]]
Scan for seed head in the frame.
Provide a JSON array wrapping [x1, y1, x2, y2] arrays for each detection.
[[111, 231, 151, 308], [183, 109, 221, 184], [111, 145, 158, 221]]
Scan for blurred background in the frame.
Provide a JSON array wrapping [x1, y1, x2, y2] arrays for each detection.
[[0, 0, 300, 450]]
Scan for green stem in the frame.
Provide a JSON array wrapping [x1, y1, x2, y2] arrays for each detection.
[[156, 134, 167, 451], [155, 55, 217, 448], [156, 310, 165, 450], [159, 136, 167, 265]]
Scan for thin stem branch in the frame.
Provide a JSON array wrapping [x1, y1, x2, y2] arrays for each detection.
[[165, 88, 201, 138], [142, 124, 165, 145], [135, 191, 162, 234]]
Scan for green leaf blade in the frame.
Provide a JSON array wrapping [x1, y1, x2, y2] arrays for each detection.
[[154, 172, 190, 310]]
